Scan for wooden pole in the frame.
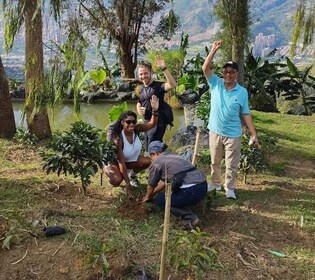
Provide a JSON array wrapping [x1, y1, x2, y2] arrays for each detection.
[[159, 173, 172, 280], [192, 127, 201, 166]]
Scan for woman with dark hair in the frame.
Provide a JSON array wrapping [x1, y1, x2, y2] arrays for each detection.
[[142, 141, 208, 229], [105, 96, 159, 196]]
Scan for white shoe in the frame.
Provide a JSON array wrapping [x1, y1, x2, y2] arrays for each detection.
[[225, 187, 236, 199], [207, 184, 221, 191]]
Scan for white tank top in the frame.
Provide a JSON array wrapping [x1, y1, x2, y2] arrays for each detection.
[[121, 131, 142, 162]]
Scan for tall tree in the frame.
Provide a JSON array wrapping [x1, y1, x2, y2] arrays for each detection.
[[2, 0, 65, 139], [0, 55, 16, 139], [213, 0, 250, 85], [79, 0, 179, 78], [290, 0, 315, 56], [24, 0, 51, 138]]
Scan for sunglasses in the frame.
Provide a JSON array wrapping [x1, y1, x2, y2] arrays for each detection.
[[124, 119, 137, 125], [223, 70, 237, 75]]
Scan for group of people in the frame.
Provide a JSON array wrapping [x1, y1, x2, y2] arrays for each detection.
[[104, 40, 260, 228]]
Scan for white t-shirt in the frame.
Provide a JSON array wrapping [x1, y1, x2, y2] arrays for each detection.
[[121, 131, 142, 162]]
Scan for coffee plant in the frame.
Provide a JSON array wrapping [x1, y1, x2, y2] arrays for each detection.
[[42, 121, 116, 195]]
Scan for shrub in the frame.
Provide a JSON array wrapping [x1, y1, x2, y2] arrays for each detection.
[[14, 128, 39, 146], [169, 227, 219, 279], [239, 132, 277, 183], [42, 121, 116, 194]]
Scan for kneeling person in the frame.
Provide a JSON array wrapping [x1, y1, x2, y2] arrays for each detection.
[[142, 141, 207, 229], [104, 96, 159, 196]]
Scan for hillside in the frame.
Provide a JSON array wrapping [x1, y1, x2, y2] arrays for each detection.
[[172, 0, 296, 46]]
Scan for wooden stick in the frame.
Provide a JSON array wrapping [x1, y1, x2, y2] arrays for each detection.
[[52, 238, 68, 256], [159, 171, 172, 280], [11, 250, 28, 265], [192, 127, 201, 166]]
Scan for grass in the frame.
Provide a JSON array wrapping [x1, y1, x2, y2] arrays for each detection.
[[252, 111, 315, 160], [1, 111, 315, 279]]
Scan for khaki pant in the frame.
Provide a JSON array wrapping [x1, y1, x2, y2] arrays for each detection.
[[209, 131, 241, 190]]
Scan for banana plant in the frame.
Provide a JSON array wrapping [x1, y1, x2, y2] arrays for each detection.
[[281, 57, 315, 115]]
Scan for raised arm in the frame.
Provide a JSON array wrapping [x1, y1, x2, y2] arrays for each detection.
[[202, 40, 223, 80], [156, 55, 176, 91], [136, 95, 159, 132]]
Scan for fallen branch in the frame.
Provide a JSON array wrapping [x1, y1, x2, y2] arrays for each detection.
[[11, 250, 28, 265], [237, 253, 260, 271], [52, 239, 68, 256], [230, 231, 256, 241], [71, 233, 80, 247]]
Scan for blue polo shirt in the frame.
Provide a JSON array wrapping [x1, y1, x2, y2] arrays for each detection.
[[207, 74, 250, 138]]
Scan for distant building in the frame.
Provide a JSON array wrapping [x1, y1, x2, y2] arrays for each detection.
[[253, 33, 276, 57]]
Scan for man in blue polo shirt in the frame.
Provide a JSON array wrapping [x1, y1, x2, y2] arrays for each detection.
[[202, 40, 260, 199]]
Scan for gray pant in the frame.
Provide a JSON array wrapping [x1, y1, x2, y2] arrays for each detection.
[[209, 131, 241, 190]]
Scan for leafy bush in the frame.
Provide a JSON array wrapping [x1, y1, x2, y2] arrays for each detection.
[[195, 92, 210, 128], [14, 128, 39, 146], [169, 227, 219, 279], [42, 121, 116, 194], [239, 132, 277, 183]]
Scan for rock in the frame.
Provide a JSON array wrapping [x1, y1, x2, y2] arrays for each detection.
[[116, 91, 133, 101], [178, 89, 200, 105], [169, 125, 209, 150], [198, 83, 209, 96]]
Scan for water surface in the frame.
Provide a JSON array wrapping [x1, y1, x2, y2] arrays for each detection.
[[12, 100, 185, 142]]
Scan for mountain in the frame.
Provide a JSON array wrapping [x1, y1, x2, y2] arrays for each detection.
[[172, 0, 297, 47]]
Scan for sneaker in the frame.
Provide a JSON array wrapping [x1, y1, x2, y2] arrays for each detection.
[[129, 177, 140, 188], [207, 184, 221, 191], [225, 187, 236, 199], [180, 218, 200, 230]]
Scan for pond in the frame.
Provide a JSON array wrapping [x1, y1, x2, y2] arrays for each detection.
[[12, 100, 186, 142]]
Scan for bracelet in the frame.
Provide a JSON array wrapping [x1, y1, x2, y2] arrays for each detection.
[[161, 66, 167, 71], [152, 112, 159, 116]]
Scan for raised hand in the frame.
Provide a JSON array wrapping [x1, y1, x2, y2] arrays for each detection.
[[155, 55, 166, 70], [150, 95, 159, 111], [211, 40, 223, 53]]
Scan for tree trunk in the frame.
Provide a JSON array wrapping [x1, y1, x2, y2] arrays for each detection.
[[119, 45, 136, 79], [24, 0, 51, 139], [0, 56, 16, 139], [233, 42, 245, 86]]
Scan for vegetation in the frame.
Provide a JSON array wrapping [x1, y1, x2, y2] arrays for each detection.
[[42, 121, 116, 195], [78, 0, 180, 78], [169, 227, 219, 279], [239, 132, 277, 184], [2, 0, 62, 138], [281, 57, 315, 115], [290, 0, 315, 56], [213, 0, 250, 84]]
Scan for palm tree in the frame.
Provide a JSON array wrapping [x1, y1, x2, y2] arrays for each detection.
[[2, 0, 65, 138], [24, 0, 51, 138], [0, 55, 16, 139]]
